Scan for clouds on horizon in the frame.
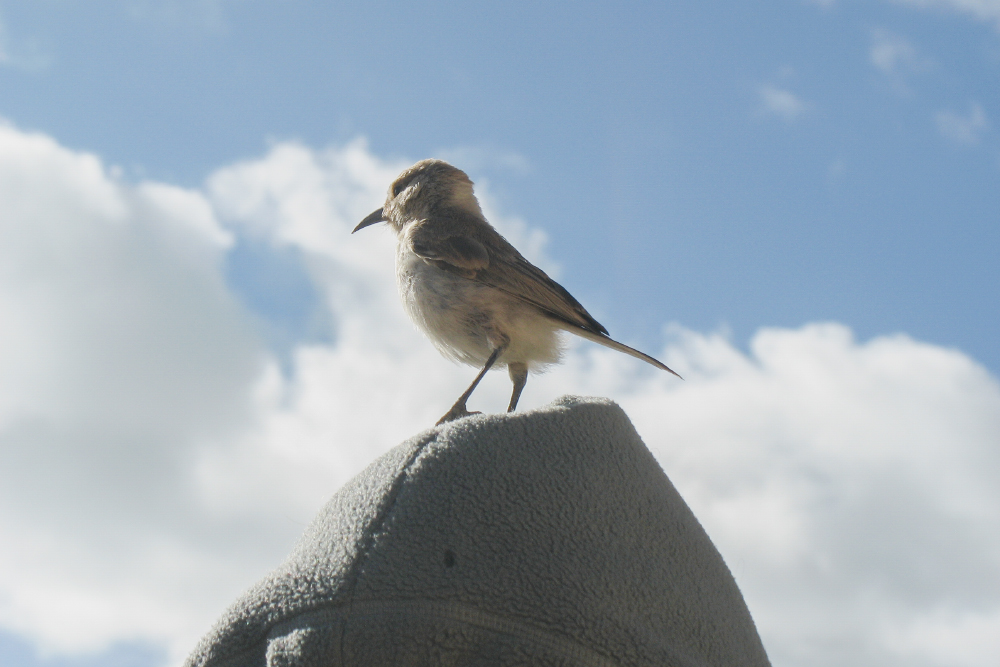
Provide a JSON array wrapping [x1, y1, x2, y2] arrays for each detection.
[[0, 122, 998, 666]]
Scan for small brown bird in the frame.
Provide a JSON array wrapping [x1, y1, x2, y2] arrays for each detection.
[[354, 159, 681, 425]]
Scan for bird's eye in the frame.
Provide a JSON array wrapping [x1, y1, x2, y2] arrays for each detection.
[[392, 180, 407, 197]]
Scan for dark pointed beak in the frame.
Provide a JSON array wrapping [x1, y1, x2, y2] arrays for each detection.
[[353, 207, 385, 233]]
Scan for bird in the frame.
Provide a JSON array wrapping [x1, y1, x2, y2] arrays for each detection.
[[353, 159, 681, 425]]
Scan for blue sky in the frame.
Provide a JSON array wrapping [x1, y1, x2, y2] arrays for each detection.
[[0, 2, 998, 666], [3, 0, 998, 370]]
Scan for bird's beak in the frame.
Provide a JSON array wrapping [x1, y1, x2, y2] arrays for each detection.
[[353, 207, 385, 233]]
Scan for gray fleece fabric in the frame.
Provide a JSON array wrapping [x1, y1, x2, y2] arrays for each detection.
[[185, 396, 770, 667]]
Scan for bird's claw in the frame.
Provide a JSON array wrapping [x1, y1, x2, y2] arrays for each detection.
[[436, 405, 481, 425]]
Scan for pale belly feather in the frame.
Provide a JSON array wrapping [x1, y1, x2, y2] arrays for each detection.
[[395, 246, 563, 371]]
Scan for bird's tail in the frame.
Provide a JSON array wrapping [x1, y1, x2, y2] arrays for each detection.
[[566, 326, 683, 379]]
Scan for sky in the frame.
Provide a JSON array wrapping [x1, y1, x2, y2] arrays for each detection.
[[0, 1, 997, 666]]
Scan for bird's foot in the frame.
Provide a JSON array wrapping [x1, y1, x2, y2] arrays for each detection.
[[436, 403, 481, 425]]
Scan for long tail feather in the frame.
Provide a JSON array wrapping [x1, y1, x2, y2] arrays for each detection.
[[566, 326, 683, 379]]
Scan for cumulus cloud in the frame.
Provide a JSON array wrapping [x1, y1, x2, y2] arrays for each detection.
[[936, 102, 990, 144], [758, 83, 808, 122], [0, 121, 266, 658], [613, 326, 1000, 667], [0, 123, 998, 667]]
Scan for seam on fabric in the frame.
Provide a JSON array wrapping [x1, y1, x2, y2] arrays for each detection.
[[338, 431, 440, 666], [278, 599, 627, 667], [192, 432, 442, 667]]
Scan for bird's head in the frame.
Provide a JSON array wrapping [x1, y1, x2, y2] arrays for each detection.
[[353, 159, 484, 235]]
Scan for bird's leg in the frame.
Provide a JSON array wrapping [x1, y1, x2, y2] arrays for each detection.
[[436, 344, 506, 425], [507, 362, 528, 412]]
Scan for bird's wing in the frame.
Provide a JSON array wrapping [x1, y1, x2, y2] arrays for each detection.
[[408, 212, 681, 377], [476, 249, 682, 377], [408, 212, 682, 377], [408, 213, 609, 335], [410, 233, 490, 278]]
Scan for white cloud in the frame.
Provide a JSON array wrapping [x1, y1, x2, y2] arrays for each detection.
[[0, 120, 265, 657], [433, 145, 533, 176], [609, 325, 1000, 667], [0, 17, 9, 67], [0, 11, 50, 71], [890, 0, 1000, 29], [0, 123, 998, 667], [758, 84, 808, 122], [870, 28, 921, 76], [121, 0, 236, 30], [813, 0, 1000, 30], [936, 103, 990, 144]]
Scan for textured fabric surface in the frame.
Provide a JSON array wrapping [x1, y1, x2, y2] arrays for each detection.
[[184, 396, 771, 667]]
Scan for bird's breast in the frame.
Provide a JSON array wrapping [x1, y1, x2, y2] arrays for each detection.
[[394, 244, 563, 369], [395, 246, 487, 361]]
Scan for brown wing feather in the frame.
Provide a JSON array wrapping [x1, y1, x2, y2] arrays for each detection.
[[407, 210, 681, 377], [408, 211, 609, 335], [411, 234, 489, 279]]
